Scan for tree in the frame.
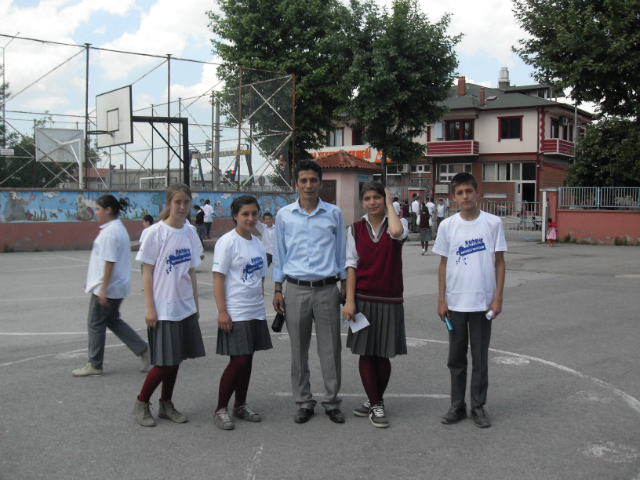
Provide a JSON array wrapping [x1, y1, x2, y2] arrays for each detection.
[[347, 0, 460, 184], [208, 0, 354, 163], [566, 117, 640, 187], [513, 0, 640, 118]]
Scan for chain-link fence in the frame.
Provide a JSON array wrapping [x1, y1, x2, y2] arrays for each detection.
[[0, 34, 294, 191]]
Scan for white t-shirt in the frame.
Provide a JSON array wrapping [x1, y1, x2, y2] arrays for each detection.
[[136, 221, 202, 321], [212, 230, 269, 322], [202, 204, 214, 223], [437, 203, 445, 217], [139, 227, 151, 245], [432, 211, 507, 312], [411, 200, 420, 214], [426, 201, 435, 216], [254, 221, 276, 255], [85, 219, 131, 298], [392, 201, 401, 215]]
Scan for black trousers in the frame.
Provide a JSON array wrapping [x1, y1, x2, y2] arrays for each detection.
[[447, 310, 492, 409]]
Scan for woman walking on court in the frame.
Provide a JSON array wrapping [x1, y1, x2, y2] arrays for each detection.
[[212, 195, 272, 430], [73, 195, 149, 377], [343, 181, 408, 428], [417, 205, 433, 255], [132, 183, 205, 427]]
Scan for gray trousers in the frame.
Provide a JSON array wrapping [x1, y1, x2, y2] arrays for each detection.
[[411, 212, 418, 232], [447, 310, 492, 409], [87, 294, 147, 369], [284, 282, 342, 411]]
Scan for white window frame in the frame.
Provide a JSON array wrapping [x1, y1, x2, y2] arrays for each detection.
[[482, 162, 537, 182], [439, 163, 471, 182]]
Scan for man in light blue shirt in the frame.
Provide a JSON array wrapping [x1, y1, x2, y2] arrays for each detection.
[[273, 160, 347, 425]]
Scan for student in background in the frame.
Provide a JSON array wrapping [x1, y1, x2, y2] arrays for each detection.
[[139, 215, 154, 278], [193, 205, 206, 248], [417, 205, 433, 255], [202, 199, 214, 239], [73, 195, 149, 377], [254, 211, 275, 268], [547, 218, 557, 247], [433, 172, 506, 429]]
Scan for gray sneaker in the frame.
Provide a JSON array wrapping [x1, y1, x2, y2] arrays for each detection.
[[441, 405, 467, 425], [214, 408, 235, 430], [132, 399, 156, 427], [158, 400, 188, 423], [140, 349, 151, 372], [369, 403, 389, 428], [354, 400, 371, 417], [72, 363, 103, 377], [471, 407, 491, 428], [233, 404, 261, 422]]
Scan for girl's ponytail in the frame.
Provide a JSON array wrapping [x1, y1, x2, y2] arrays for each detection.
[[97, 194, 126, 217]]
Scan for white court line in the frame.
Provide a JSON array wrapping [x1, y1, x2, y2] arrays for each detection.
[[245, 445, 264, 480], [1, 264, 87, 273], [57, 255, 89, 263], [2, 333, 639, 417], [273, 392, 449, 399]]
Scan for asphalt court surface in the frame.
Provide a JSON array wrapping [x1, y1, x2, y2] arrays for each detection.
[[1, 242, 639, 480]]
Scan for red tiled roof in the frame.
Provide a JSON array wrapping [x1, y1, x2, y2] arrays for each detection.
[[314, 150, 381, 172]]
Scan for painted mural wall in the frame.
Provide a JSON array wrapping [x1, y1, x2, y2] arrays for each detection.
[[0, 189, 296, 251]]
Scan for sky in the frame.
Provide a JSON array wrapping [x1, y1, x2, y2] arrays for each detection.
[[0, 0, 557, 172]]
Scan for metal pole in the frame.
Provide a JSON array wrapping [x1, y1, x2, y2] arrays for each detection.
[[214, 96, 220, 188], [178, 97, 182, 182], [109, 146, 112, 189], [151, 104, 154, 182], [124, 143, 127, 189], [167, 54, 171, 183], [211, 93, 214, 189], [33, 119, 37, 187], [290, 73, 295, 186], [1, 32, 19, 149], [182, 118, 190, 187], [237, 65, 242, 191], [83, 43, 91, 190]]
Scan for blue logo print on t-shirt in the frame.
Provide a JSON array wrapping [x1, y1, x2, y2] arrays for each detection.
[[166, 248, 191, 274], [242, 256, 264, 283], [455, 238, 486, 265]]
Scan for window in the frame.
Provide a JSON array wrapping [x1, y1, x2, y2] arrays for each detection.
[[440, 163, 471, 182], [445, 120, 473, 141], [352, 127, 364, 146], [327, 128, 344, 147], [522, 162, 536, 180], [550, 119, 560, 139], [499, 117, 522, 140], [482, 162, 536, 182]]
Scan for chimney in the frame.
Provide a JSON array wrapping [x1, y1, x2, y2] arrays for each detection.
[[498, 67, 510, 88], [457, 76, 466, 96], [479, 87, 485, 107]]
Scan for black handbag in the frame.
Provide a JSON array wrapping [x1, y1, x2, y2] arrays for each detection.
[[271, 313, 285, 333]]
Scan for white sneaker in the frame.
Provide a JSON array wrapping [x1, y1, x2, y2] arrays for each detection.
[[72, 362, 103, 377], [140, 349, 151, 372], [421, 249, 425, 255]]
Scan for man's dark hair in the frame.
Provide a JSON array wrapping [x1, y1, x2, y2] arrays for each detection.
[[142, 214, 154, 224], [263, 212, 273, 219], [205, 199, 211, 205], [295, 159, 322, 182], [450, 172, 478, 192], [193, 205, 201, 211]]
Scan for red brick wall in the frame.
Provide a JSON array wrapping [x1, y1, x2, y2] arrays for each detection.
[[539, 162, 567, 190]]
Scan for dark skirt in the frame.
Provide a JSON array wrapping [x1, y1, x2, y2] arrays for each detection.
[[216, 319, 273, 356], [148, 313, 206, 366], [346, 299, 407, 358], [419, 228, 432, 241]]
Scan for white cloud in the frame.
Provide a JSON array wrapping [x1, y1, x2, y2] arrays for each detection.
[[94, 26, 107, 35]]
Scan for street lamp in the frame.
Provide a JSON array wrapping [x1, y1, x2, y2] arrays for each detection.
[[1, 32, 19, 148]]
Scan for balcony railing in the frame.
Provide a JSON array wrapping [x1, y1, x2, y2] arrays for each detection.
[[541, 139, 574, 156], [426, 140, 479, 157]]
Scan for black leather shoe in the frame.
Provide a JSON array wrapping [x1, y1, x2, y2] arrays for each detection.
[[325, 409, 345, 424], [294, 408, 314, 424]]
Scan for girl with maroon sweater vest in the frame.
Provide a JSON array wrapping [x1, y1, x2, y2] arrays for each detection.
[[343, 181, 409, 428]]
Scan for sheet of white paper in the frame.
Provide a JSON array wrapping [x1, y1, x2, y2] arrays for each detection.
[[348, 312, 370, 333]]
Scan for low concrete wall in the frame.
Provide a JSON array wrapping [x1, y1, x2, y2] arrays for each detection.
[[556, 209, 640, 245], [1, 188, 295, 251]]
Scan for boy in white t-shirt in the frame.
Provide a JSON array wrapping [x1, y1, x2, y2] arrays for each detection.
[[432, 172, 506, 428]]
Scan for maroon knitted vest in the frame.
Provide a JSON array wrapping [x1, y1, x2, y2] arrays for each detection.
[[352, 218, 404, 303]]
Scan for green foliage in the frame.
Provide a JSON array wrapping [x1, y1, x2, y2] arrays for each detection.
[[513, 0, 640, 118], [566, 117, 640, 187], [347, 0, 460, 171], [265, 163, 289, 187], [209, 0, 354, 159]]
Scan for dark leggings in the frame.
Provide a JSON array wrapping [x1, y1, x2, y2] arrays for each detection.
[[216, 354, 254, 411], [358, 355, 392, 406], [138, 365, 180, 403]]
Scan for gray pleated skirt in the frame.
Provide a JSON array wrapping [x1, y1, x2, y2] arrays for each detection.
[[419, 228, 432, 241], [148, 313, 206, 366], [346, 299, 407, 358], [216, 319, 273, 356]]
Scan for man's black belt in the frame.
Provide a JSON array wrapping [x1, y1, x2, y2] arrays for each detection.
[[286, 276, 339, 287]]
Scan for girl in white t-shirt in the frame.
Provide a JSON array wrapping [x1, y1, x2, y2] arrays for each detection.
[[132, 183, 205, 427], [212, 195, 272, 430]]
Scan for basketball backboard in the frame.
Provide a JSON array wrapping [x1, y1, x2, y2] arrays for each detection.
[[35, 128, 84, 163], [96, 85, 133, 148]]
